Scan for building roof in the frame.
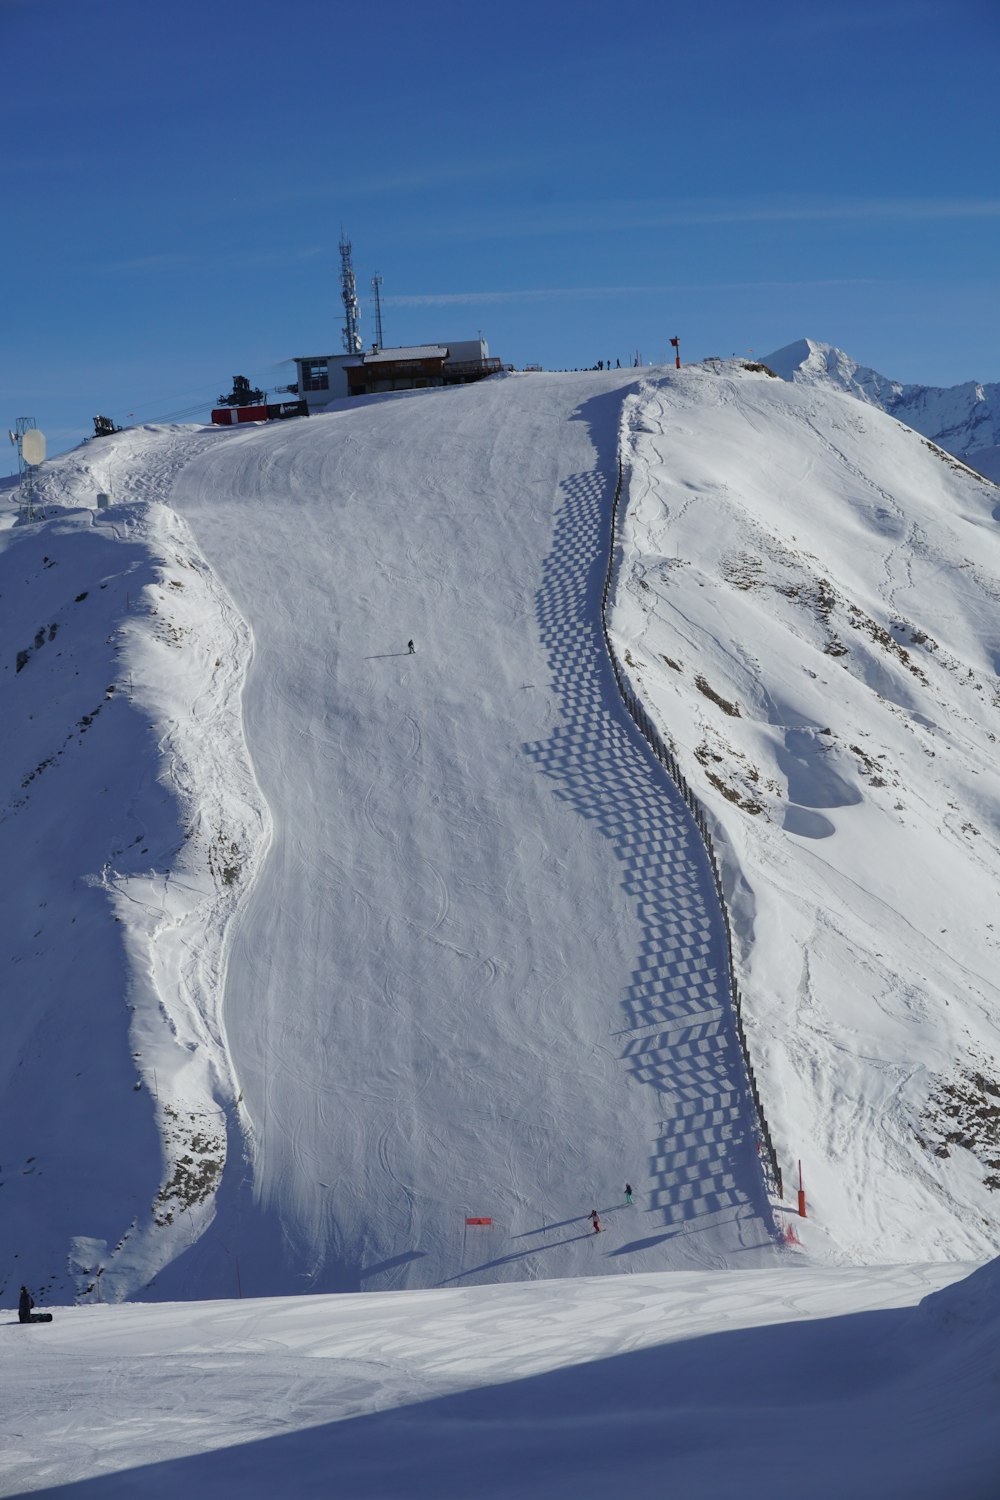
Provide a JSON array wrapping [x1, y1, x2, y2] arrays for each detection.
[[362, 345, 448, 365], [294, 353, 362, 367]]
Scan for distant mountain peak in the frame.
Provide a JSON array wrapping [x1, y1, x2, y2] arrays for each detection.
[[763, 338, 1000, 483], [764, 339, 902, 404], [765, 337, 830, 376]]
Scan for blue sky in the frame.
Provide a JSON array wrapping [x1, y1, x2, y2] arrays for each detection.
[[3, 0, 999, 461]]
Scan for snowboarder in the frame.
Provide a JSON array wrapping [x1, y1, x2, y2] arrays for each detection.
[[18, 1286, 51, 1324], [589, 1209, 602, 1234], [407, 640, 415, 654], [625, 1183, 634, 1205]]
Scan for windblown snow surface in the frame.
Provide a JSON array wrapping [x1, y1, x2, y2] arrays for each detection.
[[4, 1258, 998, 1499], [3, 362, 1000, 1495]]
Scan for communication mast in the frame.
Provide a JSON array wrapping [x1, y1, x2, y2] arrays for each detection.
[[8, 417, 45, 519], [339, 232, 362, 354], [371, 272, 384, 352]]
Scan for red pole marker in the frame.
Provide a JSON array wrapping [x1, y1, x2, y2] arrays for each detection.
[[797, 1159, 807, 1219], [669, 336, 681, 369]]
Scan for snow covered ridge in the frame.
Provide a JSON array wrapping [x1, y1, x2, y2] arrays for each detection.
[[7, 365, 1000, 1307], [766, 336, 1000, 483], [0, 427, 270, 1304], [613, 360, 1000, 1262]]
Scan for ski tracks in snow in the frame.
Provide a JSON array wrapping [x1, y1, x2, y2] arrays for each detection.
[[151, 379, 780, 1291]]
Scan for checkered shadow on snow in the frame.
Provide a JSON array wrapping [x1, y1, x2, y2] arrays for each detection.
[[524, 469, 772, 1251]]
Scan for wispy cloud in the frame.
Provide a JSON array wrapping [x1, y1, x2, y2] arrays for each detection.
[[347, 153, 566, 198], [528, 195, 1000, 235], [671, 197, 1000, 226], [254, 152, 566, 211], [386, 278, 876, 308], [97, 252, 198, 275], [392, 194, 1000, 249], [94, 245, 328, 276]]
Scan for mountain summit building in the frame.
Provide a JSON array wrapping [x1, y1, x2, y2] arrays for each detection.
[[292, 337, 501, 409]]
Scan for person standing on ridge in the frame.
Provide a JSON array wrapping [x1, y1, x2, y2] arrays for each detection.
[[625, 1183, 634, 1205]]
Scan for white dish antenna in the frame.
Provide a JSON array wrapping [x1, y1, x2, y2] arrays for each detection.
[[21, 429, 46, 465]]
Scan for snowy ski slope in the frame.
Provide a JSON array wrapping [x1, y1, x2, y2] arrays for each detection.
[[4, 358, 1000, 1309], [160, 371, 777, 1294]]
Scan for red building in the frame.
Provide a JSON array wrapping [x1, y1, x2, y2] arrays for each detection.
[[211, 399, 308, 427]]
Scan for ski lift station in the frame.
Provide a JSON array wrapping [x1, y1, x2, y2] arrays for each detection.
[[285, 235, 502, 410], [292, 337, 502, 409]]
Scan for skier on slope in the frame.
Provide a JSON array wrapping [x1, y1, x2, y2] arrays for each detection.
[[589, 1210, 602, 1233], [407, 639, 415, 654], [18, 1286, 50, 1324], [625, 1183, 634, 1205]]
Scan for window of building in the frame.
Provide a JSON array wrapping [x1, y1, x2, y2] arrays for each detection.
[[300, 360, 329, 391]]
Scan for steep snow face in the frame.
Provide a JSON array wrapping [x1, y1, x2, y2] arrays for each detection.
[[0, 429, 270, 1304], [612, 361, 1000, 1263], [766, 338, 1000, 482]]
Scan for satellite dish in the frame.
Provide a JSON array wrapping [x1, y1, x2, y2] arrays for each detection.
[[21, 429, 46, 465]]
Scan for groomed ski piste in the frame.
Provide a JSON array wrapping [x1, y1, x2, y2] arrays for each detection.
[[2, 362, 999, 1495]]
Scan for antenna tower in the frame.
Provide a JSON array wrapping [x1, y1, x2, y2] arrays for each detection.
[[371, 272, 384, 352], [339, 232, 362, 354], [8, 417, 45, 519]]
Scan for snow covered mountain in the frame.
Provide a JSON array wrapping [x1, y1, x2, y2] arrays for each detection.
[[613, 364, 1000, 1266], [4, 360, 1000, 1312], [765, 337, 1000, 483]]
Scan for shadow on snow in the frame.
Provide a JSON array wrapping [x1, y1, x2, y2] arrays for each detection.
[[27, 1293, 997, 1500], [520, 390, 774, 1259]]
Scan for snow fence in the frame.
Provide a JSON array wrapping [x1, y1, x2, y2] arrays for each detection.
[[602, 453, 784, 1202]]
